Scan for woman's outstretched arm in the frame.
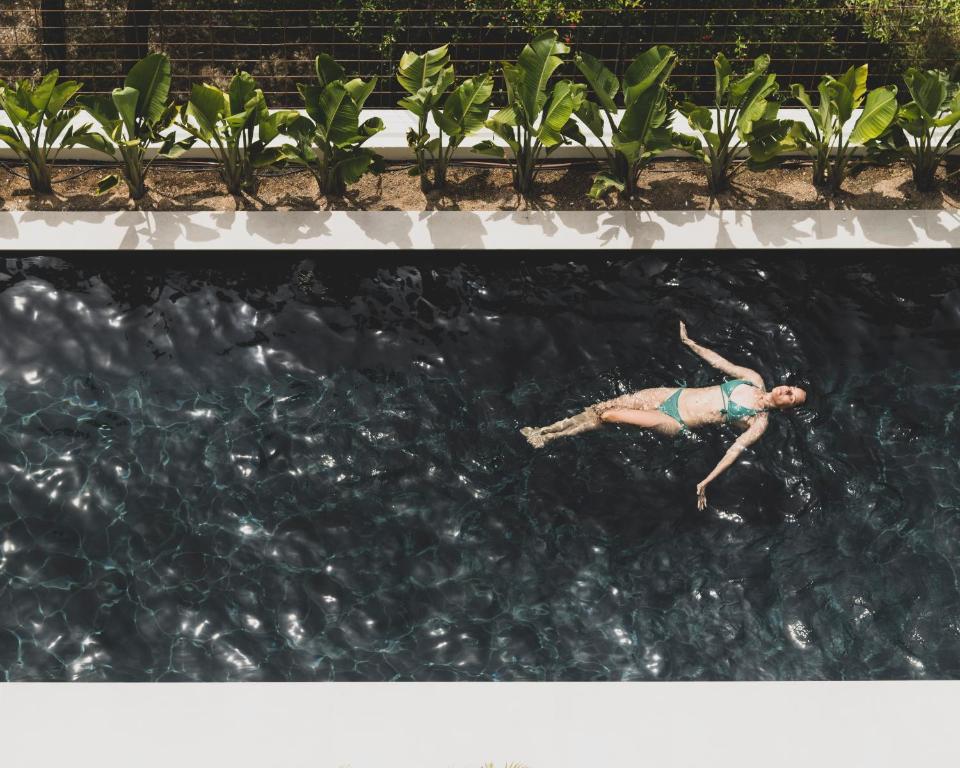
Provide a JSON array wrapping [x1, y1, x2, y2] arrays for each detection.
[[695, 412, 768, 509], [679, 321, 763, 387]]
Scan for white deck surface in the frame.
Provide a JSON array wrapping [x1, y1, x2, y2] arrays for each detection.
[[0, 209, 956, 250]]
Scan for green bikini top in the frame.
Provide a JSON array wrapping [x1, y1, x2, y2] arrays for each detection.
[[720, 379, 761, 422]]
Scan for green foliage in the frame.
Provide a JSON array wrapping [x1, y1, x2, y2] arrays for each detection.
[[473, 31, 587, 195], [0, 70, 93, 194], [676, 53, 795, 193], [278, 54, 385, 196], [574, 46, 683, 199], [849, 0, 960, 68], [869, 68, 960, 192], [180, 71, 295, 195], [790, 65, 898, 192], [397, 44, 493, 190], [74, 53, 191, 199]]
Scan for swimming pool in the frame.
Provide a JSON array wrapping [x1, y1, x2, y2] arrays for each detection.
[[0, 253, 958, 681]]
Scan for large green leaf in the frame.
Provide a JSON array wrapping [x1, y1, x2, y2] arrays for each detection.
[[575, 99, 605, 139], [622, 46, 676, 106], [823, 79, 854, 125], [77, 94, 120, 130], [71, 131, 117, 157], [112, 86, 140, 136], [588, 172, 625, 199], [714, 53, 732, 105], [358, 116, 385, 142], [1, 87, 33, 128], [188, 82, 228, 136], [0, 125, 28, 154], [440, 72, 493, 138], [560, 117, 587, 146], [471, 139, 506, 158], [483, 116, 519, 153], [729, 55, 771, 104], [228, 70, 258, 116], [849, 86, 898, 145], [316, 83, 360, 146], [619, 86, 664, 143], [746, 119, 794, 162], [537, 80, 579, 147], [95, 174, 120, 194], [397, 45, 450, 95], [905, 68, 947, 118], [684, 105, 713, 132], [124, 53, 171, 126], [315, 54, 346, 87], [790, 83, 821, 126], [574, 52, 619, 114], [736, 75, 778, 135], [46, 79, 82, 118], [49, 111, 85, 148], [262, 109, 298, 146], [838, 64, 868, 106], [299, 84, 324, 125], [333, 150, 375, 185], [28, 70, 59, 112], [344, 77, 377, 112], [672, 130, 704, 158], [398, 95, 427, 118], [514, 32, 568, 124]]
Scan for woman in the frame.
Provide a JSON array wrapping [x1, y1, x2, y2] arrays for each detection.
[[520, 321, 807, 509]]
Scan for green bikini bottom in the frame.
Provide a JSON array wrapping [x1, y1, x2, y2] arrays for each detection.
[[658, 388, 689, 432]]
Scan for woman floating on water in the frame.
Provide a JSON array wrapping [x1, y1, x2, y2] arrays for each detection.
[[521, 321, 807, 509]]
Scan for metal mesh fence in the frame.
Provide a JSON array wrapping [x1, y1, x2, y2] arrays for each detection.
[[1, 2, 957, 108]]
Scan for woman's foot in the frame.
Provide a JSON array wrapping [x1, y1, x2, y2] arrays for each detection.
[[520, 408, 602, 448], [520, 426, 546, 448]]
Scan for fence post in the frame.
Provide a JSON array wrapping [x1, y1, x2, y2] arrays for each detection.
[[124, 0, 154, 65], [39, 0, 67, 73]]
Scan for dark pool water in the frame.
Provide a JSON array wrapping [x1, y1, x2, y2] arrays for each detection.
[[0, 253, 958, 681]]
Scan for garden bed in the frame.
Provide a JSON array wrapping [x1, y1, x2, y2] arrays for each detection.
[[1, 160, 957, 212]]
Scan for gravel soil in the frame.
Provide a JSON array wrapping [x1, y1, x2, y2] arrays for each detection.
[[1, 159, 957, 212]]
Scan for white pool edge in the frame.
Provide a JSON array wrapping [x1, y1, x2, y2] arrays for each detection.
[[0, 209, 957, 250]]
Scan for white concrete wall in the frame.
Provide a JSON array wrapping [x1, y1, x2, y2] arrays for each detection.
[[0, 108, 934, 162]]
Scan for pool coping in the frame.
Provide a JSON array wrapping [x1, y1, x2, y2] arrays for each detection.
[[0, 209, 957, 250]]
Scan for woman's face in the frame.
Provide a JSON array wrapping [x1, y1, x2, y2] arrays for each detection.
[[771, 385, 807, 409]]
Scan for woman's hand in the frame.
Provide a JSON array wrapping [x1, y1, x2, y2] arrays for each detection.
[[696, 481, 708, 510], [680, 321, 692, 346]]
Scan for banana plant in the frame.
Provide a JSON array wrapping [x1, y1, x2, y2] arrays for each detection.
[[676, 53, 795, 193], [180, 71, 295, 195], [574, 46, 690, 199], [277, 54, 385, 196], [790, 65, 898, 192], [869, 68, 960, 192], [0, 70, 96, 194], [397, 44, 494, 190], [473, 32, 587, 195], [74, 53, 192, 199]]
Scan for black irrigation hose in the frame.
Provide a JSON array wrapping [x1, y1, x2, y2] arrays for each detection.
[[0, 161, 32, 181]]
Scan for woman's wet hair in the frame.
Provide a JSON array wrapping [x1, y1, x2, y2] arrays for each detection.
[[783, 374, 816, 418]]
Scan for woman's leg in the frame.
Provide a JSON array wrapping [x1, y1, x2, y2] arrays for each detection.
[[591, 387, 676, 416], [520, 388, 677, 448], [599, 407, 683, 437]]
